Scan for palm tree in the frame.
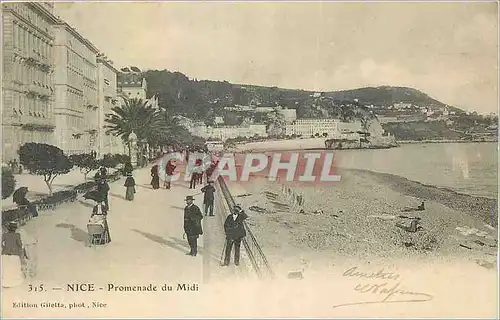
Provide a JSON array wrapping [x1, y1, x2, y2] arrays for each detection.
[[105, 98, 166, 159]]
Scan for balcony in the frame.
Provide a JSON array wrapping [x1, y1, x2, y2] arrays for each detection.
[[19, 118, 55, 132], [85, 104, 98, 111]]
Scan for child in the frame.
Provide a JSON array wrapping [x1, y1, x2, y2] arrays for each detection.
[[2, 221, 25, 287]]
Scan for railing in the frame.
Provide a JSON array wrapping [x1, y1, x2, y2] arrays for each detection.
[[217, 175, 275, 279]]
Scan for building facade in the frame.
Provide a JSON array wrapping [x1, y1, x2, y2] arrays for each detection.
[[278, 108, 297, 123], [117, 72, 147, 102], [53, 22, 99, 155], [285, 119, 340, 137], [190, 124, 267, 141], [2, 2, 59, 162], [96, 55, 123, 156]]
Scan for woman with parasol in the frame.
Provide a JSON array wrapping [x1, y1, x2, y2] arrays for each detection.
[[13, 187, 38, 220]]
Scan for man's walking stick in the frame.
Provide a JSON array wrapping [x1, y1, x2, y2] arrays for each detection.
[[219, 239, 227, 266]]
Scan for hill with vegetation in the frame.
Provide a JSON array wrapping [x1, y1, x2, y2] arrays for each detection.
[[143, 70, 462, 121]]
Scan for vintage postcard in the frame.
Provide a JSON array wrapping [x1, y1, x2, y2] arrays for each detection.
[[1, 1, 498, 318]]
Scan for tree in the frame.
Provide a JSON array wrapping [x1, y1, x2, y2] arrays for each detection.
[[101, 153, 121, 169], [18, 143, 73, 195], [264, 109, 287, 137], [69, 153, 100, 181], [2, 167, 16, 199], [105, 98, 167, 159]]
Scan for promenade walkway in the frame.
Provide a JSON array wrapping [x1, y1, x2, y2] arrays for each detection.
[[2, 166, 249, 318]]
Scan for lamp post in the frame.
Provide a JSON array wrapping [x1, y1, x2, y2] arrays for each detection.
[[128, 131, 138, 166]]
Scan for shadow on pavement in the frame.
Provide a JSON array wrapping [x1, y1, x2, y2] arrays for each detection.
[[169, 236, 221, 264], [109, 192, 126, 200], [132, 229, 187, 255], [56, 223, 88, 244], [136, 184, 157, 190], [78, 200, 94, 208]]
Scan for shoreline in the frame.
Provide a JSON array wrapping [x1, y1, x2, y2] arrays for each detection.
[[398, 139, 498, 144], [226, 167, 497, 276], [231, 137, 497, 152]]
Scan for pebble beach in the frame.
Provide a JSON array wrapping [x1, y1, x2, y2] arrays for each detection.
[[226, 167, 498, 275]]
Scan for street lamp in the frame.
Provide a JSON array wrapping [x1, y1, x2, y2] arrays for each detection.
[[128, 131, 137, 165]]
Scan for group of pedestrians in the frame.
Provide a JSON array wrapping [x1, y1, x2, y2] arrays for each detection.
[[183, 195, 248, 266]]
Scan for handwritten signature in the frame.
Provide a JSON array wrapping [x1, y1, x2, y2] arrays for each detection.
[[332, 266, 434, 309]]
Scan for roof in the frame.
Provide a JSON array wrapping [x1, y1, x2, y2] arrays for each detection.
[[56, 21, 99, 53], [97, 56, 119, 74], [117, 73, 144, 87]]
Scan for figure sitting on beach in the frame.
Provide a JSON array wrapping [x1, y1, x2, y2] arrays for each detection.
[[417, 201, 425, 210], [401, 201, 425, 212], [396, 217, 423, 233]]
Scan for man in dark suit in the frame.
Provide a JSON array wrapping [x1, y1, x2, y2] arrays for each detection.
[[183, 196, 203, 256], [96, 177, 110, 209], [222, 205, 248, 266], [201, 181, 216, 216]]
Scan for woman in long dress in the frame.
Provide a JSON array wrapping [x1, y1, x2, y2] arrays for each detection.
[[150, 165, 160, 190], [2, 221, 25, 288], [18, 220, 38, 278], [164, 160, 176, 189], [124, 173, 136, 201]]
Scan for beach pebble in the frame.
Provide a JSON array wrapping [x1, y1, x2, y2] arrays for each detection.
[[287, 271, 304, 280]]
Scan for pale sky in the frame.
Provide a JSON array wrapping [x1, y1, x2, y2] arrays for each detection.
[[55, 1, 498, 113]]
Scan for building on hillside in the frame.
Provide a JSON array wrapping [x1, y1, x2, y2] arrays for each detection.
[[189, 124, 267, 141], [53, 21, 99, 155], [96, 54, 123, 156], [394, 102, 412, 109], [214, 116, 224, 125], [254, 106, 275, 113], [377, 116, 400, 124], [285, 119, 340, 137], [1, 2, 59, 162], [117, 71, 147, 102], [278, 108, 297, 123]]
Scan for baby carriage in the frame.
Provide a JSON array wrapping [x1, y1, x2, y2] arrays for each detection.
[[87, 204, 111, 246]]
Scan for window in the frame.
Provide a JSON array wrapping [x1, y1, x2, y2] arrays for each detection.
[[13, 25, 17, 49]]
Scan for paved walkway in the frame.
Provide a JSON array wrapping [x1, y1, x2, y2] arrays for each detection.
[[2, 166, 251, 318]]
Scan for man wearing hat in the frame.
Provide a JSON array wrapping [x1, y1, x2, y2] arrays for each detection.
[[201, 181, 216, 216], [222, 205, 248, 266], [183, 196, 203, 256]]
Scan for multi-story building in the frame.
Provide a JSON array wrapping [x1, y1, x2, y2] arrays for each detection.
[[117, 72, 147, 101], [2, 2, 59, 162], [53, 21, 99, 155], [190, 124, 267, 141], [96, 54, 123, 156], [285, 119, 340, 137], [278, 108, 297, 123]]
